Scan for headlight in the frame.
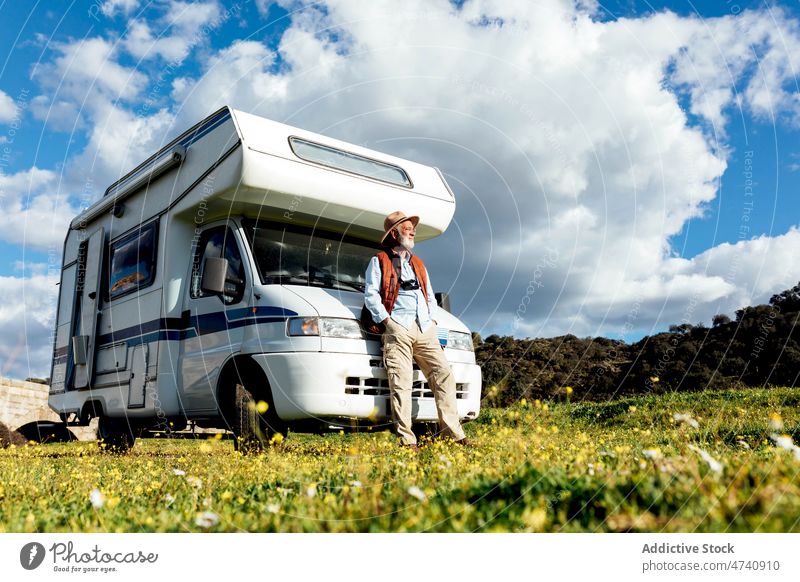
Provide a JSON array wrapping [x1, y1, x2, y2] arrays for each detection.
[[287, 317, 363, 339], [447, 330, 474, 351]]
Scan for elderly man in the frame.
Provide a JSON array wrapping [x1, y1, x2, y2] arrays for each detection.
[[364, 210, 473, 450]]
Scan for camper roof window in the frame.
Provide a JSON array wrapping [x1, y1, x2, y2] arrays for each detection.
[[288, 136, 411, 187]]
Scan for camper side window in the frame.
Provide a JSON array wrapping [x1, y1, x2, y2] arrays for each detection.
[[108, 221, 158, 300], [191, 227, 246, 305]]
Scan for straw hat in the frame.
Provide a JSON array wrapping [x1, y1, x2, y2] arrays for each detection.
[[381, 210, 419, 243]]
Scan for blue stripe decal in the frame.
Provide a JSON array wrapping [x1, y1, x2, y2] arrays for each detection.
[[94, 306, 297, 351], [54, 305, 298, 360], [179, 110, 231, 149]]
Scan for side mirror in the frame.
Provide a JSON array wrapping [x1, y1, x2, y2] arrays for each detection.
[[201, 257, 228, 294], [435, 292, 451, 313]]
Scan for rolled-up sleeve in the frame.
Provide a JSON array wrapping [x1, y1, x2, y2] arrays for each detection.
[[364, 256, 389, 324]]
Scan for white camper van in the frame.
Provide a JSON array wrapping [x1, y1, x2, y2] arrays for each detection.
[[49, 107, 482, 451]]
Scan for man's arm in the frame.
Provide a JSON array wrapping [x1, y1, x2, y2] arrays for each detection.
[[424, 266, 437, 319], [365, 256, 390, 324]]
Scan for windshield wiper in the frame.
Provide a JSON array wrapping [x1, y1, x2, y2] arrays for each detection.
[[264, 274, 311, 285], [267, 272, 364, 292], [308, 266, 365, 292]]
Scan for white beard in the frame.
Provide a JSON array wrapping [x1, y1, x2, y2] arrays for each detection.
[[398, 234, 415, 251]]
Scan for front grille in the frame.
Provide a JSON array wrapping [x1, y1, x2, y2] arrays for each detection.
[[344, 374, 468, 399]]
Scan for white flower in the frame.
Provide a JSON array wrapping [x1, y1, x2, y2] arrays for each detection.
[[165, 494, 175, 508], [89, 488, 105, 509], [770, 433, 800, 460], [673, 413, 699, 429], [769, 414, 784, 430], [306, 485, 317, 498], [587, 463, 595, 476], [407, 486, 427, 502], [186, 476, 203, 489], [267, 503, 280, 514], [688, 445, 723, 474], [771, 433, 795, 451], [349, 480, 362, 488], [195, 511, 219, 528], [172, 469, 186, 476], [736, 440, 750, 449], [643, 449, 662, 460]]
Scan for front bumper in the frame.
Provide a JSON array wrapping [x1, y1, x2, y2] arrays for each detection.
[[251, 351, 482, 423]]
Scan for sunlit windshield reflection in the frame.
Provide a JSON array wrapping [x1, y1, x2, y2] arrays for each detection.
[[244, 221, 377, 292]]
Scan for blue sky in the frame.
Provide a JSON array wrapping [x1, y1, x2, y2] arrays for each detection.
[[1, 0, 800, 378]]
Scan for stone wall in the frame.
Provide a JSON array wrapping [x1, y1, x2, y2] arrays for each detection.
[[0, 377, 95, 441]]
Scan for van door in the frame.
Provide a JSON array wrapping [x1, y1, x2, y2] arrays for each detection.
[[179, 224, 249, 412], [72, 227, 105, 389]]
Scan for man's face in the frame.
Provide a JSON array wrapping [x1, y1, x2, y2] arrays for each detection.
[[395, 221, 416, 250]]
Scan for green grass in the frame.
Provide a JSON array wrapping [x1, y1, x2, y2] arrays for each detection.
[[2, 386, 800, 532]]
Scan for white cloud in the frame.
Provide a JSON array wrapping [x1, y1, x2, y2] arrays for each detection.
[[29, 95, 84, 132], [122, 1, 223, 62], [0, 89, 16, 122], [166, 0, 800, 340], [66, 103, 178, 194], [687, 226, 800, 312], [100, 0, 140, 18], [0, 167, 78, 252], [171, 40, 285, 115], [255, 0, 272, 17], [662, 6, 800, 129], [7, 0, 800, 379], [0, 273, 60, 380], [32, 37, 148, 104]]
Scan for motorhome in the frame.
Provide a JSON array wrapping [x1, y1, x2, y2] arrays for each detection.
[[49, 107, 482, 452]]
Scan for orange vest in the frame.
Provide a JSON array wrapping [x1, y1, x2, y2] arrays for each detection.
[[376, 250, 430, 315]]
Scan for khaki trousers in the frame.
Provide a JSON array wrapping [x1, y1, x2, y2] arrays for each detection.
[[382, 318, 465, 445]]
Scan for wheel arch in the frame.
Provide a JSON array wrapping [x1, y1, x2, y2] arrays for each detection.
[[216, 354, 273, 417], [80, 399, 105, 424]]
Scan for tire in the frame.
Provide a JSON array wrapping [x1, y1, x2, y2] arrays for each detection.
[[97, 416, 136, 454], [231, 382, 286, 454], [16, 421, 76, 444]]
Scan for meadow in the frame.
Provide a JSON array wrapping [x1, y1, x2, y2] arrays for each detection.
[[1, 386, 799, 533]]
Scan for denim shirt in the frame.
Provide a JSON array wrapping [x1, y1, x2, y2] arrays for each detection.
[[364, 250, 436, 332]]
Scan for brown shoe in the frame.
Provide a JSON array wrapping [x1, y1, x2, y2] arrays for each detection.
[[454, 438, 476, 448]]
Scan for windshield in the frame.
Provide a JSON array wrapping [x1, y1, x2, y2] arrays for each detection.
[[244, 220, 378, 292]]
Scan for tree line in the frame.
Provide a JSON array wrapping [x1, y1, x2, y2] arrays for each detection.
[[476, 282, 800, 406]]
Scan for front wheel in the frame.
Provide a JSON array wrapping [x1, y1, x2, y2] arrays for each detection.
[[231, 383, 286, 454], [97, 416, 136, 453]]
